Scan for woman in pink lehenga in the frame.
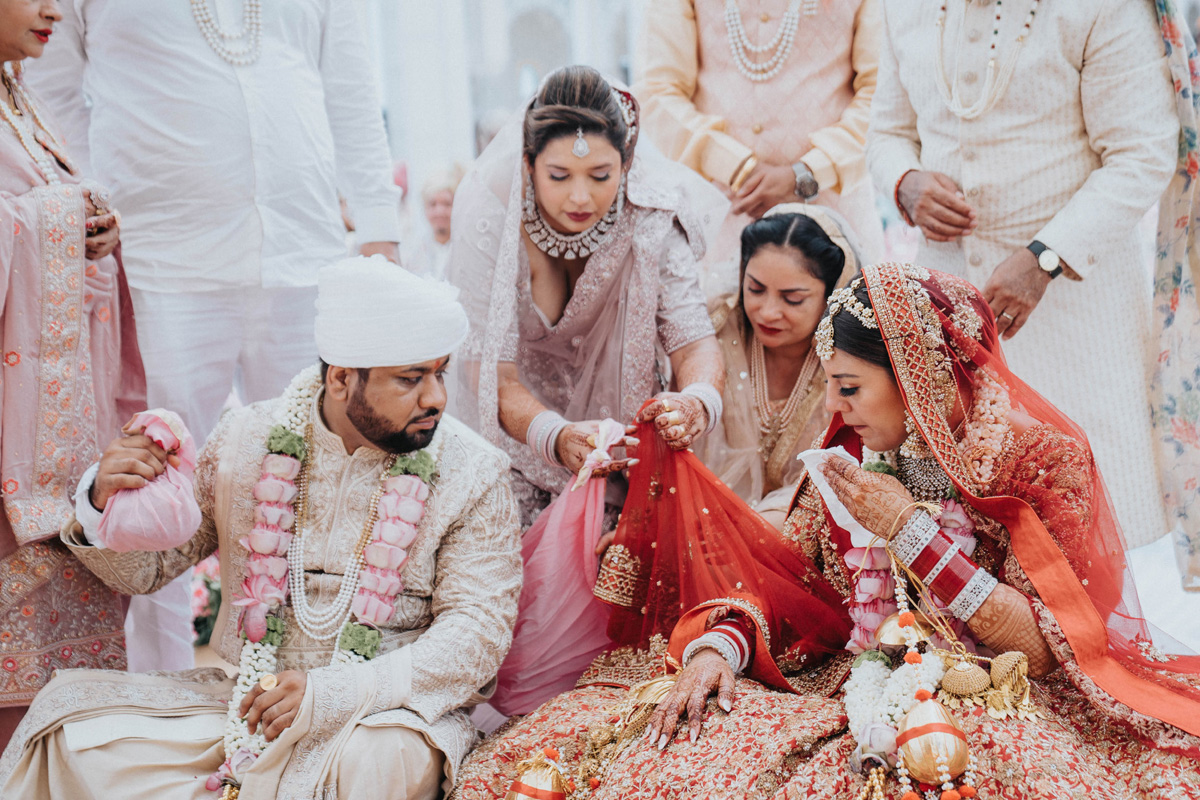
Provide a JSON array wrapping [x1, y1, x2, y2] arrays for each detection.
[[0, 0, 145, 747]]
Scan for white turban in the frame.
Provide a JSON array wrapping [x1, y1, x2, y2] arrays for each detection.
[[315, 255, 469, 368]]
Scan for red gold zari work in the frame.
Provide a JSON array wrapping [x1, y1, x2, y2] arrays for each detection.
[[453, 265, 1200, 799]]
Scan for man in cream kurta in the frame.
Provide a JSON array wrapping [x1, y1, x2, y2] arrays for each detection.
[[635, 0, 885, 296], [0, 258, 523, 799], [867, 0, 1179, 547]]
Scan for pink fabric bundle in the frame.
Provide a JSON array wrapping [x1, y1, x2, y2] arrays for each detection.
[[492, 419, 626, 716], [95, 409, 202, 552]]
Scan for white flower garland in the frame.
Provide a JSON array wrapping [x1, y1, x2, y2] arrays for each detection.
[[209, 365, 435, 796]]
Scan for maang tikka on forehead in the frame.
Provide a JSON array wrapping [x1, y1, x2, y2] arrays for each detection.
[[572, 127, 590, 158]]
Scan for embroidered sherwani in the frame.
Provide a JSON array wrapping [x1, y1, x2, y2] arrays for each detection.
[[867, 0, 1179, 548], [0, 397, 523, 799]]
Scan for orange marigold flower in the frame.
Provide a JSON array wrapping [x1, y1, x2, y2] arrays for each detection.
[[904, 651, 923, 665], [915, 689, 932, 701], [542, 747, 559, 761], [898, 611, 916, 627]]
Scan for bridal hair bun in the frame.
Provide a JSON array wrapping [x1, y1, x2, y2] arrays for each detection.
[[523, 66, 633, 165]]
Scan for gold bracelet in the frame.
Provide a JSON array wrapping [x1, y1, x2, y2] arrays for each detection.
[[730, 155, 759, 193]]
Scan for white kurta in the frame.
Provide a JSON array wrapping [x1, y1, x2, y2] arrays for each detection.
[[868, 0, 1179, 548]]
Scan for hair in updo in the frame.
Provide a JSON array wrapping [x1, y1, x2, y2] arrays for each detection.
[[739, 214, 846, 298], [825, 278, 895, 378], [523, 66, 630, 166]]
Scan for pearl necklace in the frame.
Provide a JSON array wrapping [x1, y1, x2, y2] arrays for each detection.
[[934, 0, 1040, 120], [723, 0, 811, 83], [522, 174, 622, 261], [190, 0, 263, 66], [0, 68, 71, 184], [286, 423, 398, 642], [750, 335, 819, 456]]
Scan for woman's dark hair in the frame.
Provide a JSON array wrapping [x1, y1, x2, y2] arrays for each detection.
[[738, 213, 847, 331], [523, 66, 630, 166], [826, 277, 895, 377]]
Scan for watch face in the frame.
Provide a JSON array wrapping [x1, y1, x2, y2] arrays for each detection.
[[1038, 249, 1060, 272]]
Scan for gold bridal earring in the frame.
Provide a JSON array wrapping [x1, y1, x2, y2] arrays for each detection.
[[900, 413, 934, 459]]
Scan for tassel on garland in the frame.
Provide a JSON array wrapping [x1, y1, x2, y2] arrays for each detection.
[[506, 748, 567, 800]]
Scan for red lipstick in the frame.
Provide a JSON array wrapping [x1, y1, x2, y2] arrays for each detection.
[[32, 29, 52, 43], [566, 211, 593, 223]]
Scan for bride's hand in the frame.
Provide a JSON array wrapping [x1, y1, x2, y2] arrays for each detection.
[[644, 649, 734, 750], [821, 458, 916, 538]]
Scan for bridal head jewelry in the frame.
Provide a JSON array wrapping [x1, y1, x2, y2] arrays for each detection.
[[572, 127, 590, 158], [815, 278, 876, 360]]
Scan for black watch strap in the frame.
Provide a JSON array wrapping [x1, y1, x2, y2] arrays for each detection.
[[1027, 240, 1063, 279]]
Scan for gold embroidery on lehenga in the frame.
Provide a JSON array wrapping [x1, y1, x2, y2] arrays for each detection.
[[593, 545, 645, 609]]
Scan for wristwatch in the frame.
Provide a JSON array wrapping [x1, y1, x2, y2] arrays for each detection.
[[1027, 240, 1063, 279], [792, 162, 819, 201]]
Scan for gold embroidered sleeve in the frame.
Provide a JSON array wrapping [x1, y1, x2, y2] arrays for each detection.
[[58, 414, 226, 595], [993, 426, 1095, 580]]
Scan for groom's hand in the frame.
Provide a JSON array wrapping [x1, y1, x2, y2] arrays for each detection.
[[89, 431, 179, 511], [241, 669, 307, 742]]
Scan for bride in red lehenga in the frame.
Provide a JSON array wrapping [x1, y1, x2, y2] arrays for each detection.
[[451, 263, 1200, 800]]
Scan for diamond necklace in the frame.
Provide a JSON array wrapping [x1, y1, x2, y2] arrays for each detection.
[[522, 174, 623, 260]]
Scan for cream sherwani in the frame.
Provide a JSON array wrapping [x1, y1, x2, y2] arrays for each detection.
[[0, 398, 522, 799], [635, 0, 885, 294], [868, 0, 1178, 547]]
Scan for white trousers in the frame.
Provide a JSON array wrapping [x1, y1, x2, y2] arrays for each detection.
[[123, 286, 320, 672]]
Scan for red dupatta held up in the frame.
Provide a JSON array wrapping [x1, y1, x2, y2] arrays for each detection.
[[827, 263, 1200, 753], [598, 405, 851, 693]]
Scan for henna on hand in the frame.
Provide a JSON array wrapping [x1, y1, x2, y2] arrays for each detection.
[[644, 649, 734, 750], [638, 392, 706, 451], [966, 584, 1055, 678], [821, 458, 916, 538]]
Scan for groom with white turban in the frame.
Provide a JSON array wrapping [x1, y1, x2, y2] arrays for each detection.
[[0, 257, 523, 800]]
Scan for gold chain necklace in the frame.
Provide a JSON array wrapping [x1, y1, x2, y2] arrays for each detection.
[[751, 335, 819, 457], [286, 423, 398, 642]]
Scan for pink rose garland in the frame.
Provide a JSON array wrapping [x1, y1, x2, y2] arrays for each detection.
[[234, 453, 301, 642], [843, 499, 978, 653], [350, 474, 430, 627]]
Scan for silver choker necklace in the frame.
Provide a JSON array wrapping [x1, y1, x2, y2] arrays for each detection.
[[522, 174, 624, 260]]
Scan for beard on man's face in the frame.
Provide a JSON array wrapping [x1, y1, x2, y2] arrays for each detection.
[[346, 385, 439, 454]]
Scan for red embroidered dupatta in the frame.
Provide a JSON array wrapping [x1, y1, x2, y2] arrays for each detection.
[[832, 263, 1200, 749], [601, 410, 851, 693]]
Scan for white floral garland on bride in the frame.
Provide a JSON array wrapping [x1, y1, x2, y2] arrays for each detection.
[[207, 365, 439, 797]]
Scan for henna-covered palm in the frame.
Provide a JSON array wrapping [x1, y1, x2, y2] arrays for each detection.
[[645, 649, 734, 750], [820, 458, 916, 539], [637, 392, 706, 451], [554, 420, 639, 474]]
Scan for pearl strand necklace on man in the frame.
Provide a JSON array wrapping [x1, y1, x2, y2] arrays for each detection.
[[751, 335, 820, 454], [723, 0, 813, 83], [285, 424, 397, 642], [190, 0, 263, 66], [934, 0, 1040, 120]]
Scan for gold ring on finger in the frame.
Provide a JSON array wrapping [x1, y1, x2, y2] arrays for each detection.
[[660, 399, 672, 413], [665, 410, 683, 426], [258, 673, 277, 691]]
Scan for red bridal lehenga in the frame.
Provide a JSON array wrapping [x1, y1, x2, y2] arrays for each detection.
[[451, 264, 1200, 800]]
